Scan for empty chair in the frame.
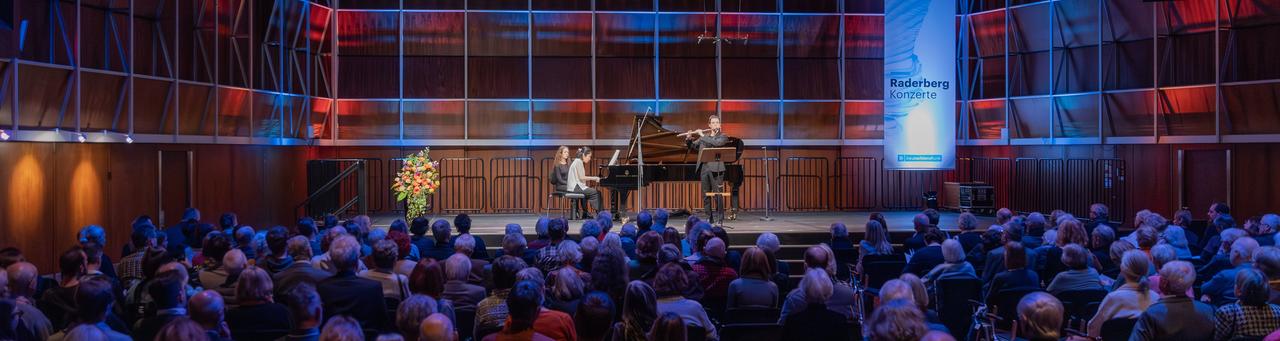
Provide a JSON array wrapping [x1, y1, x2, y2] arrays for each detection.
[[1098, 318, 1137, 341], [933, 275, 983, 340], [1056, 289, 1108, 325], [719, 323, 783, 341], [987, 288, 1038, 331], [860, 254, 907, 290], [722, 307, 781, 324]]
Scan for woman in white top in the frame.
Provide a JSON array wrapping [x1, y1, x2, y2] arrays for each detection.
[[1087, 249, 1159, 337], [567, 146, 603, 218]]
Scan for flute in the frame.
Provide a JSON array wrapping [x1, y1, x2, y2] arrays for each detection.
[[677, 128, 718, 138]]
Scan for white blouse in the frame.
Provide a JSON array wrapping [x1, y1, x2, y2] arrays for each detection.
[[567, 158, 599, 191]]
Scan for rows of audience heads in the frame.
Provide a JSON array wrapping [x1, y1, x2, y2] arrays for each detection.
[[2, 203, 1280, 341]]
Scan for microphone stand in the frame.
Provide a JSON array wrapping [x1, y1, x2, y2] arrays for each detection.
[[760, 145, 774, 222], [633, 107, 652, 217]]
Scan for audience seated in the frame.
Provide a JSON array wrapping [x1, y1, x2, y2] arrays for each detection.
[[726, 247, 779, 309], [225, 266, 291, 338], [453, 214, 489, 260], [282, 282, 324, 341], [1214, 268, 1280, 340], [452, 234, 490, 286], [189, 289, 232, 341], [956, 212, 983, 252], [653, 263, 717, 340], [1045, 243, 1104, 295], [317, 235, 389, 331], [417, 313, 455, 341], [482, 280, 557, 341], [984, 241, 1040, 301], [18, 206, 1280, 341], [319, 315, 364, 341], [476, 255, 526, 336], [1202, 237, 1260, 306], [1254, 246, 1280, 304], [780, 245, 857, 323], [782, 268, 848, 340], [690, 237, 737, 307], [275, 236, 333, 298], [1087, 250, 1159, 337], [1090, 224, 1118, 277], [613, 281, 658, 341], [423, 220, 455, 262], [1130, 261, 1215, 340], [648, 312, 687, 341], [547, 267, 586, 316], [5, 261, 52, 340], [866, 299, 927, 341], [574, 291, 614, 341], [47, 277, 130, 341], [905, 227, 947, 276], [904, 214, 932, 252], [396, 295, 438, 341], [922, 239, 976, 287], [1015, 292, 1063, 341]]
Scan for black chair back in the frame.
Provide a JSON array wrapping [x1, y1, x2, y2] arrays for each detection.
[[833, 248, 858, 282], [720, 323, 783, 341], [687, 325, 707, 341], [861, 254, 906, 290], [232, 329, 289, 341], [1056, 289, 1108, 322], [990, 288, 1038, 330], [934, 275, 982, 340], [384, 296, 402, 324], [455, 308, 477, 341], [1099, 318, 1137, 341], [722, 307, 781, 324]]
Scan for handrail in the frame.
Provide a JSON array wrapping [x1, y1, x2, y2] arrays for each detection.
[[297, 159, 368, 219]]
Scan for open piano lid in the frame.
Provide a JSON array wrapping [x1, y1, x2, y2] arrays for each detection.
[[623, 114, 743, 164]]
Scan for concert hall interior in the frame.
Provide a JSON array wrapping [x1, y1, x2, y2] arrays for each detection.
[[1, 1, 1280, 341]]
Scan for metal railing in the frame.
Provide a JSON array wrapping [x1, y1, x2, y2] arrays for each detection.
[[297, 159, 368, 219]]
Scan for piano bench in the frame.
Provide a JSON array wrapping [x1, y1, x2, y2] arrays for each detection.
[[544, 191, 587, 220]]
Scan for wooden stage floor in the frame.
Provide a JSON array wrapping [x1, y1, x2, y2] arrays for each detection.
[[371, 210, 996, 236]]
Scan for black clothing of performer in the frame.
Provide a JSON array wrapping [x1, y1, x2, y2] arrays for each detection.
[[690, 131, 729, 220], [551, 164, 589, 216]]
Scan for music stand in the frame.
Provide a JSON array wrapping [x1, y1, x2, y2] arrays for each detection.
[[697, 147, 738, 227]]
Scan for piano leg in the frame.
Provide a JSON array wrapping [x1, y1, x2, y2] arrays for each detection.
[[729, 181, 742, 220], [609, 190, 630, 221]]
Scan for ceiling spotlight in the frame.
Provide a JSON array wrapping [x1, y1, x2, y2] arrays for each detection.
[[77, 133, 87, 143], [125, 134, 134, 144], [0, 129, 9, 141]]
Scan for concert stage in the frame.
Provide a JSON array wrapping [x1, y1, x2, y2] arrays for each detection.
[[369, 210, 995, 237]]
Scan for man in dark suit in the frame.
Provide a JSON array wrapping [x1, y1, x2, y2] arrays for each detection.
[[422, 220, 455, 261], [904, 214, 931, 252], [316, 235, 388, 331], [982, 224, 1039, 285], [904, 228, 947, 276], [132, 269, 188, 341], [686, 114, 730, 221], [273, 236, 331, 297], [165, 208, 201, 250], [1130, 261, 1215, 340]]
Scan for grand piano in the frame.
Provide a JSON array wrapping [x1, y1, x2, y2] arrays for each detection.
[[599, 114, 744, 217]]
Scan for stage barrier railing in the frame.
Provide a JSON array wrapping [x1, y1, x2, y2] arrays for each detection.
[[782, 157, 829, 211], [490, 157, 539, 213], [439, 158, 487, 213]]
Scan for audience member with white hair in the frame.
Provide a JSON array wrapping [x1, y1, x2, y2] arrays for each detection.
[[781, 268, 848, 339], [1253, 246, 1280, 304], [1200, 228, 1250, 282], [1160, 225, 1194, 259], [1148, 244, 1193, 297], [316, 235, 390, 331], [1202, 237, 1260, 306], [1255, 214, 1278, 247], [1087, 250, 1159, 337], [418, 313, 456, 341], [1213, 268, 1280, 340], [922, 239, 976, 287], [1016, 292, 1064, 341], [1130, 261, 1215, 340], [440, 253, 486, 311], [1045, 243, 1104, 295], [206, 249, 247, 307], [395, 294, 439, 341], [453, 234, 491, 286], [866, 299, 927, 341]]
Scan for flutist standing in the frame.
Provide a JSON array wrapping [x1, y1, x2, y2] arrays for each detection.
[[685, 114, 730, 221]]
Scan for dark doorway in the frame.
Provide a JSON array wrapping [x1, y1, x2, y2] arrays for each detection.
[[159, 150, 192, 229], [1181, 149, 1229, 214]]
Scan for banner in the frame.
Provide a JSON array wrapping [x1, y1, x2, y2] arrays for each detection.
[[884, 0, 956, 170]]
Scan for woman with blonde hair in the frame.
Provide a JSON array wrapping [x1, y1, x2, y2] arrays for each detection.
[[1087, 250, 1158, 337]]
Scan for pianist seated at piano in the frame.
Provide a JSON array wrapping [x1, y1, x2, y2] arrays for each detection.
[[567, 146, 605, 219]]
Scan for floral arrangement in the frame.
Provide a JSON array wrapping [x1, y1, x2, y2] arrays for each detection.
[[393, 147, 440, 219]]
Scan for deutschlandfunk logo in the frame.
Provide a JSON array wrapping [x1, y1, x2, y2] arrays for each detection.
[[897, 154, 943, 162]]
